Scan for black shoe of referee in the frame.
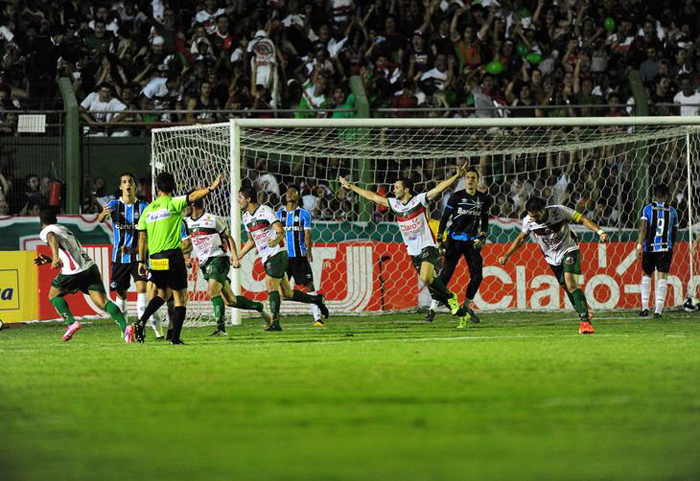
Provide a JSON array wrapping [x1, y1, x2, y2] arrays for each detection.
[[133, 322, 146, 343]]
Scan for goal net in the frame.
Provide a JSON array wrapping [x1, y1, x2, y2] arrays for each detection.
[[151, 118, 700, 326]]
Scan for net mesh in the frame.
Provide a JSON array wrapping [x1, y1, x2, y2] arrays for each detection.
[[152, 121, 700, 325]]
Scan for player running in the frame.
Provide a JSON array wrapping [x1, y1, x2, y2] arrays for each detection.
[[236, 187, 329, 331], [34, 209, 131, 342], [97, 172, 164, 338], [276, 184, 324, 326], [183, 198, 272, 336], [133, 172, 224, 344], [426, 167, 491, 327], [498, 197, 607, 334], [339, 167, 466, 319], [636, 184, 678, 318]]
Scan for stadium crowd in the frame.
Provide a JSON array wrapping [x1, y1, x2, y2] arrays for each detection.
[[0, 0, 698, 122], [0, 0, 698, 226]]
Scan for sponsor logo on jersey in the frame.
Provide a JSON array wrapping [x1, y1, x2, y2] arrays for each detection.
[[147, 209, 171, 222]]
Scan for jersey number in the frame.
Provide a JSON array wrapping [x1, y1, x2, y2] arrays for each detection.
[[654, 217, 665, 237]]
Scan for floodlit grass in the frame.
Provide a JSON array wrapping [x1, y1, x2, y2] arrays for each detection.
[[1, 311, 700, 480]]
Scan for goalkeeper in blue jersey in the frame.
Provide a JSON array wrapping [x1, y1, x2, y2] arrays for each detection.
[[636, 184, 678, 319]]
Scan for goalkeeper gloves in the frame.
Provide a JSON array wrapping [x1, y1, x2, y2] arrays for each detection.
[[473, 234, 487, 250]]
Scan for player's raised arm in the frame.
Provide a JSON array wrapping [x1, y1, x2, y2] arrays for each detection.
[[339, 176, 389, 207], [498, 232, 528, 265], [426, 164, 466, 201], [187, 173, 225, 204]]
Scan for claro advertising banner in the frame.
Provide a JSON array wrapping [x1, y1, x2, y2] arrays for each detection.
[[33, 241, 693, 321]]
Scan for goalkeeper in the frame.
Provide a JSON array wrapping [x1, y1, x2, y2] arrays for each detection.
[[133, 172, 224, 344], [427, 167, 491, 327]]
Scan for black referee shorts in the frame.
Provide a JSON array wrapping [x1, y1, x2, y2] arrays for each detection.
[[149, 249, 188, 291], [110, 261, 147, 292], [642, 250, 673, 275], [287, 256, 314, 286]]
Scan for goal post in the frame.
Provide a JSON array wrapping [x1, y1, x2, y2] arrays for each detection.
[[151, 117, 700, 326]]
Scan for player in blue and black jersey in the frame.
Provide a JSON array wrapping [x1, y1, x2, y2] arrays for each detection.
[[98, 172, 163, 337], [636, 183, 678, 319], [276, 184, 324, 326], [426, 167, 491, 326]]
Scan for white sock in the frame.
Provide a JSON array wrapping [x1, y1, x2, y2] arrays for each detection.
[[429, 299, 440, 311], [137, 293, 147, 320], [655, 279, 668, 315], [115, 296, 128, 317], [308, 290, 321, 321], [153, 308, 166, 328], [641, 276, 651, 310], [163, 303, 172, 327]]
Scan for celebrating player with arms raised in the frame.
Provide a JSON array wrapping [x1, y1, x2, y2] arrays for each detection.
[[339, 166, 466, 319], [499, 197, 607, 334]]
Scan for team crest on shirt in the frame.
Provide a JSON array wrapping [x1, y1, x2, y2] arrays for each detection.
[[565, 256, 575, 265]]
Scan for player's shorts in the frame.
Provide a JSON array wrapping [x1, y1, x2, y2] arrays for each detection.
[[642, 250, 673, 275], [202, 256, 231, 284], [110, 261, 147, 292], [549, 250, 582, 287], [287, 256, 314, 286], [264, 251, 289, 279], [52, 265, 105, 295], [410, 246, 441, 272], [148, 249, 188, 291]]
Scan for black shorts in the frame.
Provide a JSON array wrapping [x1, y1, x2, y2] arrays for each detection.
[[149, 249, 188, 291], [287, 256, 314, 286], [642, 250, 673, 275], [110, 261, 147, 292]]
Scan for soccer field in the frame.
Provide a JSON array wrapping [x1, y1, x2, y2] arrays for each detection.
[[2, 312, 700, 480]]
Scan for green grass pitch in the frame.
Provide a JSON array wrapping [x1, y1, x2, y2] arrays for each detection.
[[1, 311, 700, 480]]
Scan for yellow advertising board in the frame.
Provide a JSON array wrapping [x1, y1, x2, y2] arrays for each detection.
[[0, 252, 38, 323]]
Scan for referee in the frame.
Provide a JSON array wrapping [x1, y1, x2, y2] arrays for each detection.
[[133, 171, 224, 344], [427, 167, 491, 324]]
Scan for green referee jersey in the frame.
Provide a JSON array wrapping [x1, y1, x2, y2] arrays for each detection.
[[137, 194, 188, 255]]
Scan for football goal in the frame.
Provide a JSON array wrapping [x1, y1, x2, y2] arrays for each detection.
[[151, 117, 700, 325]]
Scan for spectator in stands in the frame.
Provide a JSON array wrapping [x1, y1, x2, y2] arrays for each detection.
[[80, 83, 128, 136], [186, 80, 218, 123], [140, 72, 182, 122], [391, 80, 418, 117], [651, 75, 674, 115], [84, 19, 114, 56], [21, 175, 51, 215], [674, 74, 700, 116]]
